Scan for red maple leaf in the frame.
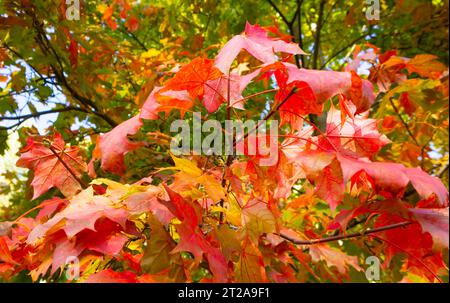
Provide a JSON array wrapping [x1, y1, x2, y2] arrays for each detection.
[[17, 133, 87, 199], [163, 57, 222, 100], [89, 115, 143, 176]]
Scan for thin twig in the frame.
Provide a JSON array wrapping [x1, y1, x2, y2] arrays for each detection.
[[278, 221, 413, 245], [437, 163, 449, 178], [266, 0, 290, 27], [0, 107, 87, 121], [388, 97, 420, 147], [312, 0, 326, 69]]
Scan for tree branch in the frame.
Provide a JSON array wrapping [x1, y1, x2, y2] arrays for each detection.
[[295, 0, 305, 68], [320, 31, 371, 69], [278, 221, 413, 245], [438, 163, 449, 178], [388, 97, 420, 147], [266, 0, 290, 27], [21, 4, 118, 127], [0, 107, 88, 121], [312, 0, 326, 69]]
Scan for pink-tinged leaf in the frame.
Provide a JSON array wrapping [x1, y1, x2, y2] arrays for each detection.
[[337, 154, 449, 203], [409, 207, 449, 249], [288, 150, 335, 180], [157, 90, 193, 117], [325, 107, 390, 156], [284, 63, 375, 113], [27, 187, 128, 243], [315, 160, 345, 212], [16, 133, 87, 199], [140, 87, 193, 119], [51, 237, 82, 274], [280, 126, 314, 159], [309, 243, 362, 276], [50, 218, 129, 274], [76, 221, 129, 256], [36, 197, 67, 221], [337, 154, 410, 193], [90, 115, 143, 175], [203, 69, 259, 113], [140, 86, 162, 120], [404, 168, 449, 206], [125, 189, 174, 226], [215, 22, 306, 73]]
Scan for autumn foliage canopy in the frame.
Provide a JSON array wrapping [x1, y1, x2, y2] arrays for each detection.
[[0, 1, 449, 284]]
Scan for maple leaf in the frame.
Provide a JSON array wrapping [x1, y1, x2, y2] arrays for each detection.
[[309, 243, 362, 276], [337, 154, 449, 205], [89, 115, 143, 176], [164, 154, 226, 202], [409, 207, 449, 249], [125, 188, 173, 226], [405, 54, 447, 79], [140, 86, 194, 119], [234, 239, 268, 282], [16, 133, 87, 199], [314, 160, 345, 212], [156, 90, 193, 118], [376, 54, 446, 86], [215, 22, 306, 73], [203, 69, 259, 113], [283, 62, 375, 113], [141, 215, 176, 274], [46, 218, 129, 275], [140, 86, 162, 120], [324, 107, 390, 156], [163, 57, 222, 100], [374, 214, 446, 281], [241, 198, 277, 241], [276, 80, 321, 129], [27, 186, 128, 243], [162, 186, 228, 282], [404, 168, 449, 206], [0, 236, 16, 264]]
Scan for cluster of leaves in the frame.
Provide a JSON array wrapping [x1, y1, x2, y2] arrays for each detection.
[[0, 21, 448, 283]]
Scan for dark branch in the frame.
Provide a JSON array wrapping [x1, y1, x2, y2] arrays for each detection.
[[266, 0, 290, 27], [438, 163, 449, 178], [320, 31, 371, 69], [295, 0, 305, 68], [312, 0, 326, 69], [0, 107, 88, 121], [278, 221, 413, 245], [388, 97, 420, 147]]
